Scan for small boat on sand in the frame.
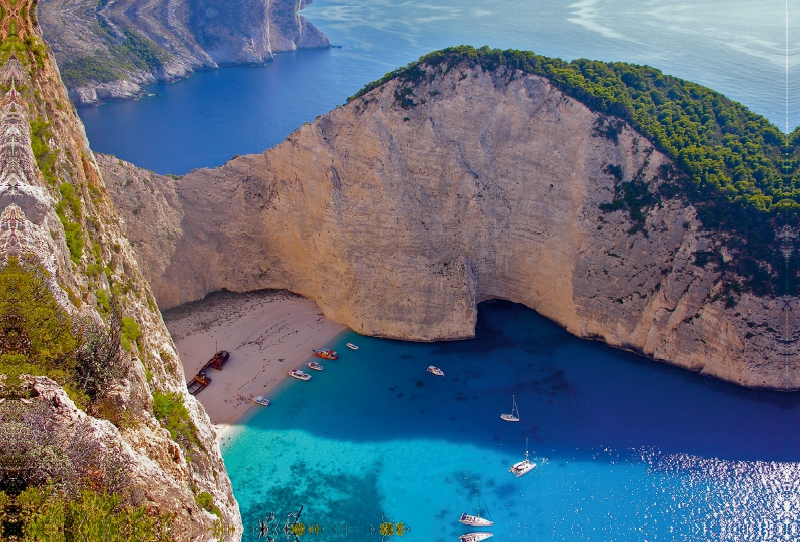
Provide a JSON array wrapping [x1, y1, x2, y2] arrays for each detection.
[[459, 533, 493, 542], [313, 348, 338, 360], [289, 369, 311, 381], [252, 396, 270, 406], [427, 366, 444, 377], [509, 438, 537, 477], [307, 361, 324, 371], [346, 342, 359, 350], [501, 395, 520, 422]]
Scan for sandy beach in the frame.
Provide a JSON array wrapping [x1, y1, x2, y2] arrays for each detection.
[[162, 290, 347, 440]]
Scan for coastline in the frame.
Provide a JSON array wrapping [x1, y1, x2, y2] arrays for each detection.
[[162, 289, 348, 442]]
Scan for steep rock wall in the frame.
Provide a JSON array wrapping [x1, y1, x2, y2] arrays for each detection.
[[0, 2, 242, 538], [103, 65, 796, 390], [38, 0, 329, 104]]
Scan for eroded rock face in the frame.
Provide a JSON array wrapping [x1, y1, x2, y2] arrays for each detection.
[[103, 65, 796, 390], [37, 0, 329, 104], [0, 2, 242, 538]]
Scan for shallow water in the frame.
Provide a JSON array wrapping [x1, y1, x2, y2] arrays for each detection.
[[222, 301, 800, 541], [77, 0, 797, 174]]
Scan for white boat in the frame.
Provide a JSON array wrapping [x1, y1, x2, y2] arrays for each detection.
[[252, 396, 270, 406], [459, 533, 493, 542], [345, 342, 359, 350], [427, 365, 444, 377], [509, 438, 537, 477], [501, 395, 520, 422], [307, 361, 324, 371], [459, 513, 493, 527], [289, 369, 311, 381]]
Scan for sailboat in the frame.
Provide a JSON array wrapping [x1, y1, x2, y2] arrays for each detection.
[[509, 438, 537, 477], [501, 395, 519, 422], [459, 533, 493, 542], [459, 492, 494, 527]]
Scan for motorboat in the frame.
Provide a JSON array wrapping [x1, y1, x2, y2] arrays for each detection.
[[501, 395, 520, 422], [509, 438, 537, 477], [427, 365, 444, 377], [252, 396, 270, 406], [307, 361, 324, 371], [459, 533, 493, 542], [289, 369, 311, 381], [313, 348, 338, 360], [459, 513, 493, 527], [346, 343, 359, 350]]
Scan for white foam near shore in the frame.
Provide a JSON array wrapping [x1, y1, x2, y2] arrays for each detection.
[[162, 290, 348, 442]]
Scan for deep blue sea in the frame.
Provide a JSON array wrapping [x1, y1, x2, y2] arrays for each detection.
[[221, 301, 800, 541], [77, 0, 797, 174]]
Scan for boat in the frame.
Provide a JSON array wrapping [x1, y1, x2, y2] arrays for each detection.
[[208, 350, 230, 370], [459, 513, 493, 527], [289, 369, 311, 381], [187, 372, 211, 395], [313, 348, 338, 360], [501, 395, 520, 422], [509, 438, 537, 477], [427, 365, 444, 377], [307, 361, 324, 371], [252, 396, 270, 406], [460, 482, 494, 527], [346, 343, 359, 350], [459, 533, 493, 542]]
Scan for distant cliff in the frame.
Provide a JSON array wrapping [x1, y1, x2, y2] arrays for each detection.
[[38, 0, 329, 105], [101, 49, 797, 391]]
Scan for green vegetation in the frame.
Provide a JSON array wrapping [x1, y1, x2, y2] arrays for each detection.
[[194, 491, 222, 520], [120, 316, 141, 351], [350, 46, 798, 297], [151, 391, 200, 450], [29, 118, 58, 186], [59, 28, 170, 87], [10, 487, 171, 541]]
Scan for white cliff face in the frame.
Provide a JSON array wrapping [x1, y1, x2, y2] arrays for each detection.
[[0, 4, 242, 537], [102, 64, 794, 391]]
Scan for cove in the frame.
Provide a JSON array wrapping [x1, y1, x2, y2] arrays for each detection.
[[221, 301, 799, 541]]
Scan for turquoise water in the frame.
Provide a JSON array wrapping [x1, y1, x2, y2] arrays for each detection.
[[222, 301, 800, 540], [76, 0, 797, 174]]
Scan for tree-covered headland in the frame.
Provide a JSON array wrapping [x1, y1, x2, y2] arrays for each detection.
[[352, 46, 799, 299]]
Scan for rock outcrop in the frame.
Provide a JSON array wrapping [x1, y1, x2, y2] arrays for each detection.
[[37, 0, 329, 104], [101, 61, 797, 391], [0, 1, 241, 538]]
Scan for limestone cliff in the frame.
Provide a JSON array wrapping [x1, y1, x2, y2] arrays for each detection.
[[37, 0, 329, 104], [101, 59, 797, 391], [0, 1, 241, 539]]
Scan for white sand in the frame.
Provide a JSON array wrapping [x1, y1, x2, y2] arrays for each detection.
[[162, 290, 347, 440]]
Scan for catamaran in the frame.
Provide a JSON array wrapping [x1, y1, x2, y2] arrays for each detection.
[[501, 395, 520, 422], [509, 438, 537, 477], [459, 533, 493, 542]]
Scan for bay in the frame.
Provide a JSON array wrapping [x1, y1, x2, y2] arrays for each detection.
[[77, 0, 797, 174], [222, 301, 800, 541]]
